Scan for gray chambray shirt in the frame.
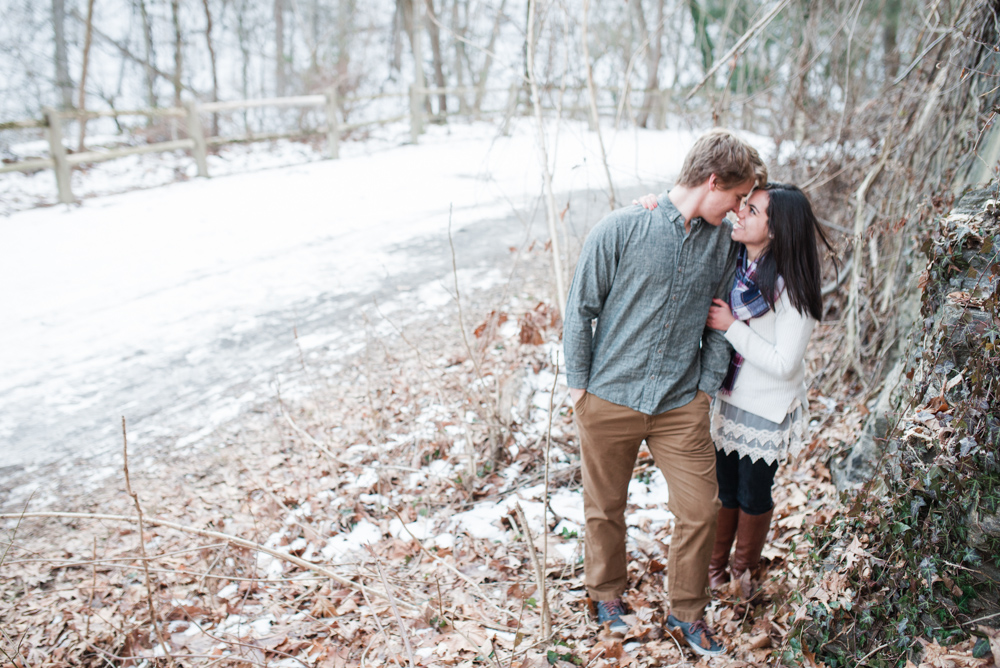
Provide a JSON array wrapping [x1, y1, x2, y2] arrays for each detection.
[[563, 193, 738, 416]]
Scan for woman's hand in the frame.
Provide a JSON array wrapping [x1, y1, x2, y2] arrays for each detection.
[[631, 194, 658, 210], [707, 298, 737, 332]]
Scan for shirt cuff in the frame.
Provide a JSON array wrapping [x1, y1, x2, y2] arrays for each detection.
[[566, 370, 590, 390]]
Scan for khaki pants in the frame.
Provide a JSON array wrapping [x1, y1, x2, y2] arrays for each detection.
[[575, 391, 720, 622]]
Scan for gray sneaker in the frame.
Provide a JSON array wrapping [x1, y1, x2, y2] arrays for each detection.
[[595, 598, 629, 634], [666, 614, 725, 656]]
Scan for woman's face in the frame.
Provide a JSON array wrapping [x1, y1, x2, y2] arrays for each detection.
[[733, 190, 770, 259]]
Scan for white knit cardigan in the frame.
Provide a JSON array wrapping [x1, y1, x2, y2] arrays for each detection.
[[720, 287, 816, 424]]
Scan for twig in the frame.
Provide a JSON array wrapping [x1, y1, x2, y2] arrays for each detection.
[[389, 507, 519, 623], [514, 502, 550, 638], [844, 130, 894, 367], [375, 557, 417, 668], [686, 0, 793, 100], [526, 0, 567, 317], [122, 417, 177, 668], [540, 361, 560, 638], [447, 205, 489, 483], [280, 406, 349, 466], [0, 510, 405, 608], [856, 642, 890, 666], [359, 576, 404, 668], [581, 0, 617, 211]]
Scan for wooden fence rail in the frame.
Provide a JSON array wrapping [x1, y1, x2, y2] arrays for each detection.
[[0, 83, 654, 205]]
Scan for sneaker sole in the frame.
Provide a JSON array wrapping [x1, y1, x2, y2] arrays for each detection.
[[666, 622, 725, 657]]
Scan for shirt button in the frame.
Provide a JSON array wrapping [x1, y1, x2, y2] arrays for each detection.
[[650, 375, 655, 380], [657, 349, 663, 354], [672, 296, 677, 301]]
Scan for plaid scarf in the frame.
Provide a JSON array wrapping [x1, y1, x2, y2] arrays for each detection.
[[720, 246, 772, 394]]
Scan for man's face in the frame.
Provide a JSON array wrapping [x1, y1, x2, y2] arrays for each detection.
[[702, 177, 754, 226]]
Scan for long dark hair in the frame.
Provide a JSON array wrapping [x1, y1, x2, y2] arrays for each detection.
[[753, 183, 833, 321]]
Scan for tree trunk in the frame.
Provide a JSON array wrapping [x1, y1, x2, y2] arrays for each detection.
[[275, 0, 286, 97], [473, 0, 507, 114], [77, 0, 96, 151], [135, 0, 157, 111], [687, 0, 714, 74], [790, 1, 816, 144], [170, 0, 182, 108], [52, 0, 74, 110], [882, 0, 901, 82], [201, 0, 219, 136], [237, 2, 250, 133], [425, 0, 447, 116], [398, 0, 429, 116], [452, 0, 468, 113], [632, 0, 665, 128]]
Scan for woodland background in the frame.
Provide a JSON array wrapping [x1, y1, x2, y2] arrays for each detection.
[[1, 0, 1000, 667]]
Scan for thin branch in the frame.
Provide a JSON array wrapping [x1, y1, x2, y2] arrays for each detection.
[[122, 417, 177, 668], [686, 0, 794, 100], [0, 510, 405, 608], [389, 507, 520, 624], [514, 502, 550, 638], [375, 557, 417, 668]]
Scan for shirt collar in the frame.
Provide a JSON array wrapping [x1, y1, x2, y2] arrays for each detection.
[[657, 194, 686, 227]]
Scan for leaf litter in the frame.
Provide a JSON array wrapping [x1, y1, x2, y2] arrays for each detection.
[[0, 250, 991, 667]]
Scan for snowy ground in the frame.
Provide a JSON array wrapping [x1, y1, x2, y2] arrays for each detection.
[[1, 118, 733, 485]]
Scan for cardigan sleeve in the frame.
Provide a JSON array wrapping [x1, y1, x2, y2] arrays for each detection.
[[723, 291, 815, 381]]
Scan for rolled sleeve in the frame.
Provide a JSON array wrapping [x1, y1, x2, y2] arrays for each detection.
[[563, 221, 617, 389], [697, 245, 738, 396]]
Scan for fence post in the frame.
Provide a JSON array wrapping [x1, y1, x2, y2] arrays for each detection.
[[410, 84, 424, 144], [184, 100, 209, 178], [43, 107, 74, 204], [325, 87, 340, 160]]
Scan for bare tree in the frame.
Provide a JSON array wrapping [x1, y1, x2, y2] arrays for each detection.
[[472, 0, 507, 114], [631, 0, 665, 128], [77, 0, 96, 151], [135, 0, 158, 111], [52, 0, 74, 110], [275, 0, 286, 97], [170, 0, 182, 108], [202, 0, 220, 135], [397, 0, 430, 116], [425, 0, 447, 116]]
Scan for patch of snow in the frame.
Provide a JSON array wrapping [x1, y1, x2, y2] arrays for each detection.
[[320, 519, 383, 562]]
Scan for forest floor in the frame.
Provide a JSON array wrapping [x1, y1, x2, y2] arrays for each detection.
[[0, 229, 993, 668]]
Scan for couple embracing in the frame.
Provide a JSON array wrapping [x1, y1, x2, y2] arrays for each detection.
[[563, 129, 831, 656]]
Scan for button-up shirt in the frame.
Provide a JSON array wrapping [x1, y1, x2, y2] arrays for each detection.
[[563, 194, 738, 415]]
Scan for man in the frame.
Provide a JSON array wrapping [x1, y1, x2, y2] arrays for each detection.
[[563, 129, 766, 657]]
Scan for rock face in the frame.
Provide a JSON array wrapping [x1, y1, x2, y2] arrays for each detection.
[[832, 187, 1000, 551]]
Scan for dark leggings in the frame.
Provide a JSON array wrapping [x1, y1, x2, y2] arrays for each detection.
[[716, 448, 778, 515]]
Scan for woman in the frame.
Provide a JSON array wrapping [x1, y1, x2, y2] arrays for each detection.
[[637, 183, 830, 594]]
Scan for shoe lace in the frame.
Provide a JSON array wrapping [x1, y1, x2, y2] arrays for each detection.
[[597, 599, 624, 617], [688, 620, 717, 649]]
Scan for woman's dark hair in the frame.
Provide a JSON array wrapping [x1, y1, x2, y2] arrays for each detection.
[[753, 183, 833, 321]]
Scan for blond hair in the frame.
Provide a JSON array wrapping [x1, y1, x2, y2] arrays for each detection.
[[676, 128, 767, 190]]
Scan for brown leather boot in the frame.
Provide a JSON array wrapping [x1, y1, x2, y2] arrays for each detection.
[[708, 506, 739, 589], [729, 508, 773, 598]]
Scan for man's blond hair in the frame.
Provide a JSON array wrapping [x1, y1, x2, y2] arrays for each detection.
[[676, 128, 767, 190]]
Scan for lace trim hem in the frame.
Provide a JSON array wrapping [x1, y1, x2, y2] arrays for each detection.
[[710, 409, 809, 466]]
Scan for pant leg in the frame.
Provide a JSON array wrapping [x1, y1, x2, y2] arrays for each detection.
[[715, 448, 741, 510], [736, 455, 778, 515], [645, 391, 720, 622], [575, 393, 646, 601]]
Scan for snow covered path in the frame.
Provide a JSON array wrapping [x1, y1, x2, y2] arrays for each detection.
[[0, 120, 703, 474]]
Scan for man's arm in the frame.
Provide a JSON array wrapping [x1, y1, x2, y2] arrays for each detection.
[[698, 243, 738, 396], [563, 217, 619, 397]]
